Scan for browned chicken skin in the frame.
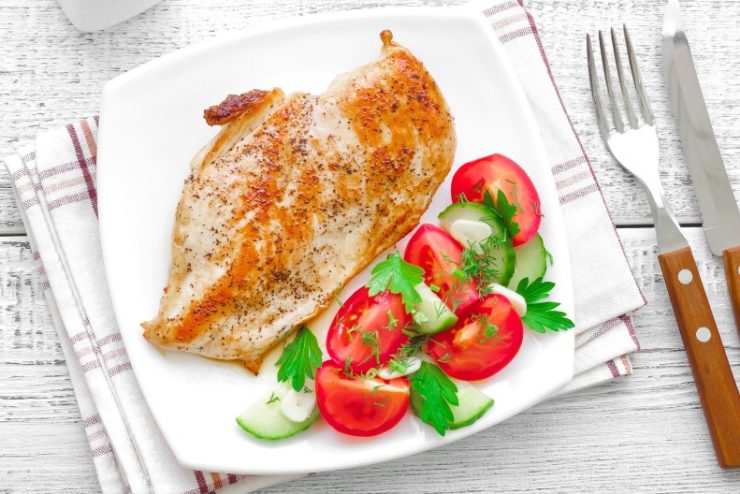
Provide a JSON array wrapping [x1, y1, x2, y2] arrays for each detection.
[[142, 31, 457, 372]]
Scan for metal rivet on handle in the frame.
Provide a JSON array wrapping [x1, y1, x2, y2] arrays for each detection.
[[678, 269, 693, 285], [696, 327, 711, 343]]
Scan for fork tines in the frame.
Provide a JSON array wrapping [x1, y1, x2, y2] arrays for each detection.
[[587, 25, 654, 138]]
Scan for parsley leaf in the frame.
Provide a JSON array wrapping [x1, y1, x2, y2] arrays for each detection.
[[409, 362, 459, 435], [275, 325, 323, 391], [367, 252, 425, 311], [515, 276, 554, 303], [493, 189, 520, 238], [482, 189, 521, 238], [523, 302, 575, 332], [481, 189, 496, 210], [515, 277, 575, 333]]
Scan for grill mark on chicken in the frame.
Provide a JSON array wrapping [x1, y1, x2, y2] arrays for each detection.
[[142, 31, 456, 373]]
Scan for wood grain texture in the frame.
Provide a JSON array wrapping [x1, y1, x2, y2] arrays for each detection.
[[0, 0, 739, 232], [2, 228, 740, 493], [724, 245, 740, 336], [658, 246, 740, 468], [528, 0, 740, 226], [2, 0, 740, 492]]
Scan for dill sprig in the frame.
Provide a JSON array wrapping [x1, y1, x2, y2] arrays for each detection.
[[360, 330, 381, 365]]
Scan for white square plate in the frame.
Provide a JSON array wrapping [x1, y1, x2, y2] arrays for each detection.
[[97, 6, 574, 475]]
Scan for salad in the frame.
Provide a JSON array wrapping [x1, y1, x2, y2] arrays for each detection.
[[236, 154, 574, 440]]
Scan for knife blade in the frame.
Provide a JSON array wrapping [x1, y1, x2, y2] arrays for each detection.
[[662, 0, 740, 253], [662, 0, 740, 336]]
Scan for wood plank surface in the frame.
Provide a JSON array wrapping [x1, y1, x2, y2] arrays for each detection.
[[1, 0, 739, 232], [1, 0, 740, 492], [2, 228, 739, 493]]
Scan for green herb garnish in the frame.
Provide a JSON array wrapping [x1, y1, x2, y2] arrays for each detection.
[[385, 310, 398, 331], [409, 362, 459, 435], [483, 189, 520, 238], [483, 321, 499, 339], [515, 277, 575, 332], [388, 337, 424, 373], [343, 356, 353, 376], [401, 324, 419, 338], [433, 300, 448, 319], [367, 252, 425, 311], [411, 309, 429, 325], [275, 325, 323, 392], [458, 237, 505, 288], [478, 319, 499, 344], [360, 330, 381, 365]]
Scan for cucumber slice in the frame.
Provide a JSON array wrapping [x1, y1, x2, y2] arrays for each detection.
[[449, 382, 494, 430], [439, 202, 506, 236], [378, 356, 422, 379], [236, 386, 319, 440], [438, 202, 515, 285], [410, 380, 494, 431], [413, 283, 458, 334], [508, 233, 547, 289]]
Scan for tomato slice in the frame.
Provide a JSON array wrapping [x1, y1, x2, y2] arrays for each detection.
[[451, 154, 541, 246], [427, 294, 523, 381], [403, 224, 479, 314], [315, 361, 410, 437], [326, 287, 410, 374]]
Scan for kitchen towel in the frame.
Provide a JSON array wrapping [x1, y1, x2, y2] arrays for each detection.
[[2, 1, 645, 493]]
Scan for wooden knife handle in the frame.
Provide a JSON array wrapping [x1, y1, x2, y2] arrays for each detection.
[[723, 245, 740, 337], [658, 246, 740, 468]]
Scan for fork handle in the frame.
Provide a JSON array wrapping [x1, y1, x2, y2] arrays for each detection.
[[723, 245, 740, 337], [659, 246, 740, 468]]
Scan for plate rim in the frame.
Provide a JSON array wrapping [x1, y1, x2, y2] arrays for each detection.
[[97, 5, 575, 475]]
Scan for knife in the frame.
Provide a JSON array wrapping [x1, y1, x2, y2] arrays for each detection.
[[662, 0, 740, 335]]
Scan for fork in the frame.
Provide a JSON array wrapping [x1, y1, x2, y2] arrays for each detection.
[[587, 27, 740, 468]]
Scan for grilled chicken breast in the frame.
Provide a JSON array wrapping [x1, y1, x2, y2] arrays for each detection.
[[142, 31, 456, 372]]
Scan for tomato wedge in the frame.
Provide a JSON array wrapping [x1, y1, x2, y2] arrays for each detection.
[[403, 224, 479, 315], [326, 287, 410, 374], [315, 361, 410, 437], [427, 294, 523, 381], [451, 154, 541, 246]]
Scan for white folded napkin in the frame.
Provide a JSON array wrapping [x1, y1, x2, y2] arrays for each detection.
[[2, 1, 645, 493]]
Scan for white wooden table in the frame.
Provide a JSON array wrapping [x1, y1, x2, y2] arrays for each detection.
[[1, 0, 739, 492]]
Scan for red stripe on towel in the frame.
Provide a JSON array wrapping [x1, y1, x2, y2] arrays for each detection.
[[80, 119, 97, 163], [515, 0, 647, 305], [65, 123, 98, 217], [559, 184, 599, 205], [606, 359, 620, 378], [482, 0, 519, 17], [499, 26, 533, 44], [194, 470, 209, 494], [620, 314, 641, 350]]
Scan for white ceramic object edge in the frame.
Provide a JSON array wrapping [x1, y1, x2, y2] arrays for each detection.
[[57, 0, 161, 32]]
